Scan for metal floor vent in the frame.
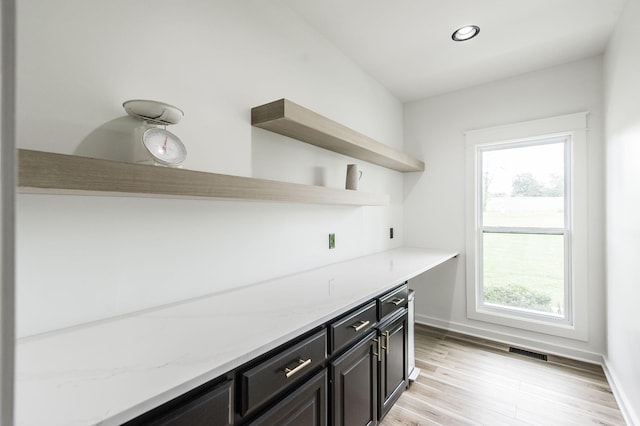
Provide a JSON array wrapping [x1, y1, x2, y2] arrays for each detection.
[[509, 346, 548, 361]]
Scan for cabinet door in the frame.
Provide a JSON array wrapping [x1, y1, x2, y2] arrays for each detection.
[[378, 310, 408, 420], [330, 331, 377, 426], [249, 369, 327, 426]]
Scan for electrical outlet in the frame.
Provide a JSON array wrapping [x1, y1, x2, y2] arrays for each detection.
[[329, 233, 335, 249], [390, 227, 394, 239]]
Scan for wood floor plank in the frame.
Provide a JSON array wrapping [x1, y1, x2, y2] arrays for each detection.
[[379, 404, 441, 426], [380, 324, 626, 426]]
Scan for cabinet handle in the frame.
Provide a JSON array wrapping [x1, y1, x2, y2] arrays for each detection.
[[284, 358, 312, 378], [389, 297, 405, 306], [351, 320, 370, 332], [373, 338, 381, 362], [380, 332, 389, 353]]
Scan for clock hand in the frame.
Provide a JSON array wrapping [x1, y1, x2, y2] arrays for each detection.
[[162, 136, 168, 154]]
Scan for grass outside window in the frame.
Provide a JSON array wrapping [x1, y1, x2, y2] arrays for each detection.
[[482, 232, 565, 316]]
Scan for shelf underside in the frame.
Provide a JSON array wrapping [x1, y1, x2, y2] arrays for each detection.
[[251, 99, 425, 173], [17, 149, 389, 206]]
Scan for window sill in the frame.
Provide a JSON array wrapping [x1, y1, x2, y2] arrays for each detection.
[[468, 307, 587, 341]]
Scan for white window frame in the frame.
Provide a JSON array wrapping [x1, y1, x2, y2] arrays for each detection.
[[465, 112, 589, 340]]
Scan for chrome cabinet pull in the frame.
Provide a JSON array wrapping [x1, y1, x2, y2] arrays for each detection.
[[284, 358, 312, 378], [389, 297, 405, 306], [351, 320, 370, 332]]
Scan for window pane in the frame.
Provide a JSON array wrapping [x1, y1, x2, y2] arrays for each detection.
[[482, 141, 565, 228], [482, 232, 565, 318]]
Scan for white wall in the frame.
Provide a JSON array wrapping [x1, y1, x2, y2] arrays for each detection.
[[15, 0, 404, 337], [604, 0, 640, 422], [403, 56, 606, 360]]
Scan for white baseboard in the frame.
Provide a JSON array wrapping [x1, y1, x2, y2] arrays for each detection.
[[602, 357, 640, 426], [415, 314, 603, 364], [416, 315, 638, 424]]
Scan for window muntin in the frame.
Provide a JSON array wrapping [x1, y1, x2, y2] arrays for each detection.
[[477, 136, 570, 322]]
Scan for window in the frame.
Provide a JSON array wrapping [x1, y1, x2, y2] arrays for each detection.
[[465, 113, 588, 340], [480, 138, 569, 320]]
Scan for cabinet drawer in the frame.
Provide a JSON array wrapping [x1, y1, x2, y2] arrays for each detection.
[[378, 284, 408, 321], [240, 329, 327, 417], [328, 301, 377, 354], [249, 369, 327, 425], [158, 379, 233, 426], [124, 377, 233, 426]]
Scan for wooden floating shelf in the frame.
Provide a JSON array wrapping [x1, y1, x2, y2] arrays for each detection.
[[251, 98, 425, 173], [17, 149, 389, 206]]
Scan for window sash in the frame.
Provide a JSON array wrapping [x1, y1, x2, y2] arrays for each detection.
[[480, 226, 565, 235], [476, 136, 572, 324], [477, 230, 572, 323]]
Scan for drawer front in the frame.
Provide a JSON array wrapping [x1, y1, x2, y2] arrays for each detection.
[[124, 377, 233, 426], [249, 369, 327, 426], [240, 329, 327, 417], [378, 284, 408, 321], [157, 379, 233, 426], [328, 301, 377, 354]]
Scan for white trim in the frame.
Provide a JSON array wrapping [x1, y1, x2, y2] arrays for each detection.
[[416, 314, 603, 364], [465, 111, 588, 146], [465, 113, 589, 341], [416, 316, 636, 424], [602, 357, 640, 426]]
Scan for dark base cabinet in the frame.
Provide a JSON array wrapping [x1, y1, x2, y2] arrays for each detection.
[[330, 330, 378, 426], [249, 370, 327, 425], [330, 286, 409, 426], [378, 309, 408, 420], [125, 283, 410, 426], [124, 377, 233, 426]]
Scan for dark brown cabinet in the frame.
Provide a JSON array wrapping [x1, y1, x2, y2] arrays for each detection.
[[378, 309, 408, 420], [249, 370, 327, 425], [330, 330, 378, 426], [124, 377, 233, 426], [329, 283, 409, 426], [126, 283, 410, 426]]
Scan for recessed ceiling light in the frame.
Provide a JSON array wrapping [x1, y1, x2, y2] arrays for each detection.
[[452, 25, 480, 42]]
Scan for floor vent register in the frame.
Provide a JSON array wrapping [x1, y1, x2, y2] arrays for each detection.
[[508, 346, 548, 361]]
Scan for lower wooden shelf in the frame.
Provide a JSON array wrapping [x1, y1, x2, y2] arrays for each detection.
[[17, 149, 389, 206]]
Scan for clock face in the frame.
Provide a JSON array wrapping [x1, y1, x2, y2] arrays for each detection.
[[142, 127, 187, 166]]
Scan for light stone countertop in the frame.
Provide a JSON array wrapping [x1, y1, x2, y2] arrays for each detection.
[[15, 247, 457, 426]]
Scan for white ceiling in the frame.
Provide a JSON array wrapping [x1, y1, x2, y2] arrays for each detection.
[[283, 0, 627, 102]]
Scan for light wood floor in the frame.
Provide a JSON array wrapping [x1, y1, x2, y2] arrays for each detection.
[[381, 324, 626, 426]]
